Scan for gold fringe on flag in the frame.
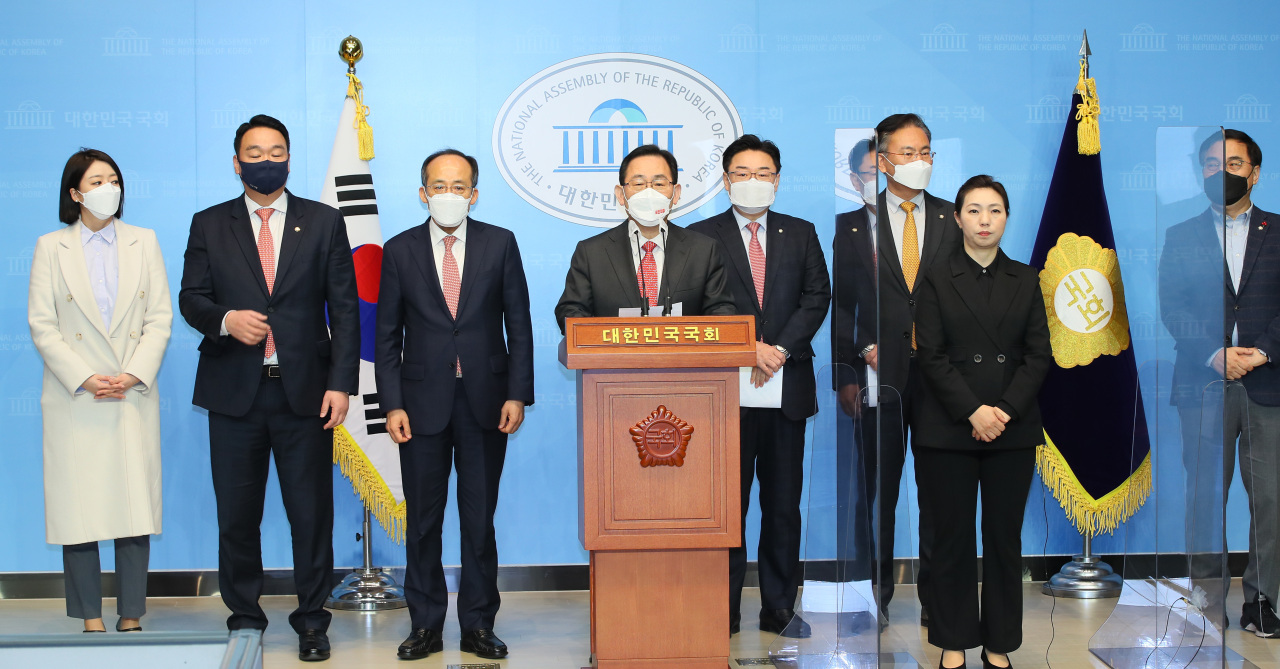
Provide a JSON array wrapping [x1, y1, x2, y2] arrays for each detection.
[[333, 424, 406, 543], [1036, 431, 1151, 537], [346, 73, 375, 161], [1074, 59, 1101, 156]]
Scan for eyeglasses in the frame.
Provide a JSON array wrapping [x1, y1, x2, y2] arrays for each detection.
[[882, 150, 937, 161], [625, 177, 673, 191], [1204, 158, 1253, 173], [426, 183, 473, 196], [727, 170, 777, 182]]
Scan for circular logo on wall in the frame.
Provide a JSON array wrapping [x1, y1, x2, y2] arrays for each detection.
[[492, 53, 742, 228]]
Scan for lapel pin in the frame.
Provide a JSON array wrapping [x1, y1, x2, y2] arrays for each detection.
[[778, 229, 783, 233], [852, 228, 859, 232], [294, 226, 301, 232]]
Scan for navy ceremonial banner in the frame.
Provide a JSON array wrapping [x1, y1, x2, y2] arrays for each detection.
[[1029, 59, 1151, 536]]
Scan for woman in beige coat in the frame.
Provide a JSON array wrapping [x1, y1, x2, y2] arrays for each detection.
[[28, 148, 172, 632]]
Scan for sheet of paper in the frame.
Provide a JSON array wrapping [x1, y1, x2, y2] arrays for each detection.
[[740, 366, 784, 408], [866, 364, 879, 408], [617, 302, 682, 317]]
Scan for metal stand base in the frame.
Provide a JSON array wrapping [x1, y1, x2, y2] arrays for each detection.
[[325, 510, 407, 611], [326, 567, 407, 611], [1042, 554, 1123, 599]]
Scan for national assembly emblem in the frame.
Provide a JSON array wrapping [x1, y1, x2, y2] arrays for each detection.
[[1040, 232, 1130, 368], [629, 405, 694, 468]]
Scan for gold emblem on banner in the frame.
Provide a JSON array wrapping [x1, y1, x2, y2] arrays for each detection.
[[1040, 233, 1130, 368], [629, 405, 694, 468]]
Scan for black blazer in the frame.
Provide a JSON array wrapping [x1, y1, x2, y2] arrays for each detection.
[[875, 190, 959, 400], [554, 221, 736, 333], [687, 208, 830, 420], [375, 219, 535, 435], [831, 207, 877, 390], [179, 192, 360, 417], [912, 249, 1052, 450], [1160, 205, 1280, 407]]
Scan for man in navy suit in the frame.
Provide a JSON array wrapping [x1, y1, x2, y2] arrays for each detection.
[[179, 114, 360, 662], [1160, 129, 1280, 637], [688, 135, 831, 638], [375, 149, 534, 661]]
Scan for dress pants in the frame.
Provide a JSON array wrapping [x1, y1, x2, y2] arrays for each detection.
[[62, 535, 150, 620], [208, 375, 334, 634], [915, 445, 1035, 653], [730, 407, 807, 615], [1181, 383, 1280, 607], [400, 377, 507, 633]]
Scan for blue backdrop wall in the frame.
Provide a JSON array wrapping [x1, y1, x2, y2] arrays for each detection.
[[1, 0, 1276, 573]]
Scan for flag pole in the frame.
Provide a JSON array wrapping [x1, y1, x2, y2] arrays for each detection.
[[1039, 31, 1123, 600], [322, 36, 406, 612]]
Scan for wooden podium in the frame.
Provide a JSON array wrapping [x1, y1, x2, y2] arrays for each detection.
[[560, 316, 756, 669]]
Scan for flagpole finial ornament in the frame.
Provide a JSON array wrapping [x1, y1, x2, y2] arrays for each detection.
[[1074, 30, 1101, 155], [340, 36, 363, 74]]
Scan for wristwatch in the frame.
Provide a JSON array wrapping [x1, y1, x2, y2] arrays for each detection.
[[774, 344, 790, 359], [859, 344, 875, 359]]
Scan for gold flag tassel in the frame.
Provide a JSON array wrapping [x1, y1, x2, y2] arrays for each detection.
[[1036, 433, 1151, 537], [333, 424, 406, 543], [346, 73, 375, 161], [1074, 58, 1101, 156]]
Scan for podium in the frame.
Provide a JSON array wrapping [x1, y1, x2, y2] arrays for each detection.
[[560, 315, 756, 669]]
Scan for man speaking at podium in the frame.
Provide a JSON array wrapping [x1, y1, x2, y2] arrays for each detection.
[[689, 135, 831, 638], [554, 144, 736, 331]]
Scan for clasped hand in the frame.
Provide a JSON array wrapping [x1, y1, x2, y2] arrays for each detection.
[[969, 404, 1010, 442], [82, 373, 140, 400], [1214, 346, 1267, 381], [751, 341, 786, 388]]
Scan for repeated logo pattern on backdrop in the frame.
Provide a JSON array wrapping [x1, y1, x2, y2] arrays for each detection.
[[492, 53, 742, 227]]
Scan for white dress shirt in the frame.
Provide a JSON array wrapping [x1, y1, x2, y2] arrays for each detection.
[[732, 208, 769, 257], [884, 189, 927, 266], [429, 217, 468, 283], [627, 219, 668, 290], [80, 219, 118, 330], [220, 192, 289, 364]]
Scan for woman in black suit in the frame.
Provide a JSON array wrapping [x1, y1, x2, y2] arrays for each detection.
[[912, 175, 1051, 669]]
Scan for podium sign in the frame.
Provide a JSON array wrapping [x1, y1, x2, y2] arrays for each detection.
[[561, 316, 755, 669]]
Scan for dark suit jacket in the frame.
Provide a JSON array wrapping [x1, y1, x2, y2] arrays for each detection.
[[832, 207, 877, 390], [875, 190, 959, 401], [179, 191, 360, 417], [687, 208, 830, 420], [912, 249, 1052, 450], [1161, 205, 1280, 406], [375, 219, 535, 435], [554, 221, 736, 332]]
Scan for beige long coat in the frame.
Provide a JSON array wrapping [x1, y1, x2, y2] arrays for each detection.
[[27, 220, 172, 545]]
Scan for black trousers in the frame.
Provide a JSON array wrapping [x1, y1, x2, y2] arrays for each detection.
[[915, 445, 1035, 653], [730, 407, 807, 615], [400, 377, 507, 633], [836, 371, 933, 613], [62, 535, 150, 620], [209, 375, 334, 634]]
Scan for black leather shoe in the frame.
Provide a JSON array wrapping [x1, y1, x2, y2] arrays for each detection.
[[730, 613, 741, 636], [397, 628, 443, 660], [298, 630, 331, 662], [115, 618, 141, 632], [981, 649, 1011, 669], [460, 629, 508, 659], [760, 608, 811, 638]]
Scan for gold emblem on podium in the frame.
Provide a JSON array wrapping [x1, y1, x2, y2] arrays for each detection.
[[629, 405, 694, 468]]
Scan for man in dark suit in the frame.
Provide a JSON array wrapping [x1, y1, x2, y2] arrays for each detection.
[[687, 135, 830, 638], [179, 114, 360, 662], [833, 114, 957, 626], [376, 150, 534, 660], [555, 144, 736, 330], [1160, 129, 1280, 637]]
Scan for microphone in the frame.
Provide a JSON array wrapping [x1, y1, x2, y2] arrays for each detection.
[[661, 226, 672, 316], [634, 229, 650, 317]]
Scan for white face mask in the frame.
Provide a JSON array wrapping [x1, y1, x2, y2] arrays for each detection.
[[427, 193, 471, 228], [887, 159, 932, 190], [77, 182, 121, 221], [728, 178, 776, 215], [625, 187, 672, 224], [852, 173, 877, 204]]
